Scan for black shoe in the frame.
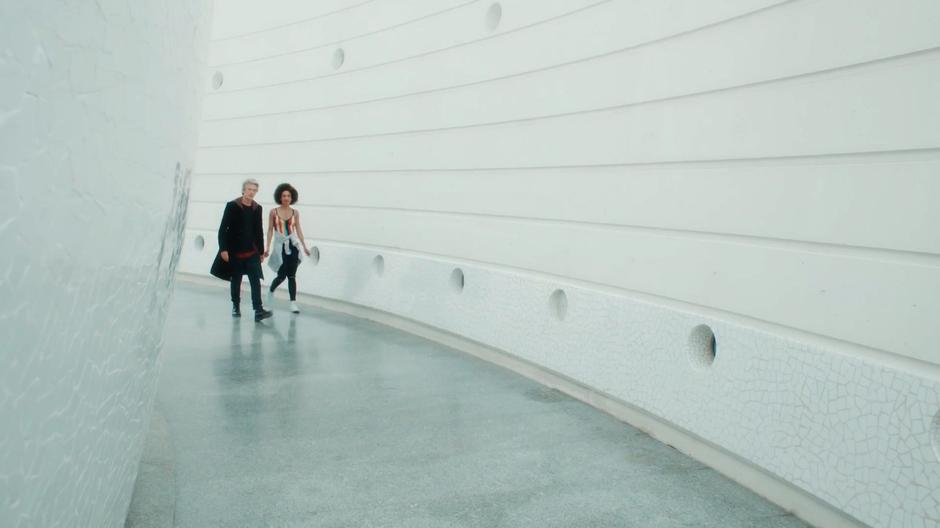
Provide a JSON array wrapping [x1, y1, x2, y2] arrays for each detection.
[[232, 305, 241, 317], [254, 309, 273, 322]]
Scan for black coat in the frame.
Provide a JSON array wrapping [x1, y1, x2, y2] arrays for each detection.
[[210, 199, 264, 282], [209, 252, 233, 281]]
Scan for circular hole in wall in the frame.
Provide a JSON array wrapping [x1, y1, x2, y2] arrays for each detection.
[[931, 410, 940, 463], [194, 235, 205, 251], [450, 268, 465, 293], [485, 3, 502, 31], [211, 71, 224, 90], [332, 48, 345, 69], [373, 255, 384, 277], [688, 324, 718, 369], [310, 246, 320, 265], [549, 289, 567, 321]]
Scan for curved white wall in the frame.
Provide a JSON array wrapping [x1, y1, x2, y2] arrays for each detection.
[[178, 1, 940, 526], [0, 2, 211, 526]]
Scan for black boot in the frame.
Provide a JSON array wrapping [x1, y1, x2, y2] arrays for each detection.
[[254, 309, 273, 322], [232, 304, 241, 317]]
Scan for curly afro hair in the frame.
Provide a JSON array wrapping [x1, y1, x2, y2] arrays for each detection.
[[273, 183, 298, 205]]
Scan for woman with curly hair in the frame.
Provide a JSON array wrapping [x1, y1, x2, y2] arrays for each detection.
[[264, 183, 312, 313]]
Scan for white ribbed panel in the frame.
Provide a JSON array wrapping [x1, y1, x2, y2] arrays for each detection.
[[182, 2, 940, 526]]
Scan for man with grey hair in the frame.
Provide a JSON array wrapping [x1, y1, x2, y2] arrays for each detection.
[[210, 179, 273, 321]]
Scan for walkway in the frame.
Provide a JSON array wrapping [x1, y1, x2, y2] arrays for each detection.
[[128, 281, 808, 528]]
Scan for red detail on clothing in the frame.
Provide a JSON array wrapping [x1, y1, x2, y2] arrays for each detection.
[[235, 249, 258, 259]]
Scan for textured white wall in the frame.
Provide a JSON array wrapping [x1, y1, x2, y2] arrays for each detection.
[[179, 1, 940, 526], [0, 1, 212, 527]]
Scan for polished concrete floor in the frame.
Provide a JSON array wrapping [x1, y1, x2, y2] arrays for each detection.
[[128, 281, 809, 528]]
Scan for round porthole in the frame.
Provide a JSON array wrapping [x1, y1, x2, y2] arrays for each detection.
[[373, 255, 384, 277], [485, 3, 502, 31], [310, 246, 320, 265], [211, 71, 223, 89], [194, 235, 205, 251], [450, 268, 465, 293], [332, 48, 345, 69], [688, 325, 717, 369], [549, 289, 567, 321]]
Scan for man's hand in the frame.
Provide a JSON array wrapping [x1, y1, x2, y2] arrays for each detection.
[[220, 250, 229, 262]]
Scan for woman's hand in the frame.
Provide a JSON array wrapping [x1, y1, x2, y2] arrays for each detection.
[[220, 250, 229, 262], [304, 247, 311, 256]]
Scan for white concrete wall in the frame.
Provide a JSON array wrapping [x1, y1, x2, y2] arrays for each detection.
[[179, 1, 940, 526], [0, 1, 212, 527]]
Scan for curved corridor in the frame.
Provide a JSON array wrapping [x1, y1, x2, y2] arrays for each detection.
[[134, 281, 807, 528], [5, 2, 940, 527]]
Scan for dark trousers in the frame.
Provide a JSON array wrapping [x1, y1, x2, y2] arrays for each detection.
[[270, 246, 301, 301], [231, 254, 263, 311]]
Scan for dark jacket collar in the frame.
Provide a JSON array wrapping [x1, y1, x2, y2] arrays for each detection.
[[232, 198, 259, 209]]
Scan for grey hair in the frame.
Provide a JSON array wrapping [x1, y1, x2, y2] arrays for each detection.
[[241, 178, 260, 191]]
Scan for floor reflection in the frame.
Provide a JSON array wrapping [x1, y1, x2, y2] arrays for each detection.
[[150, 282, 807, 528]]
